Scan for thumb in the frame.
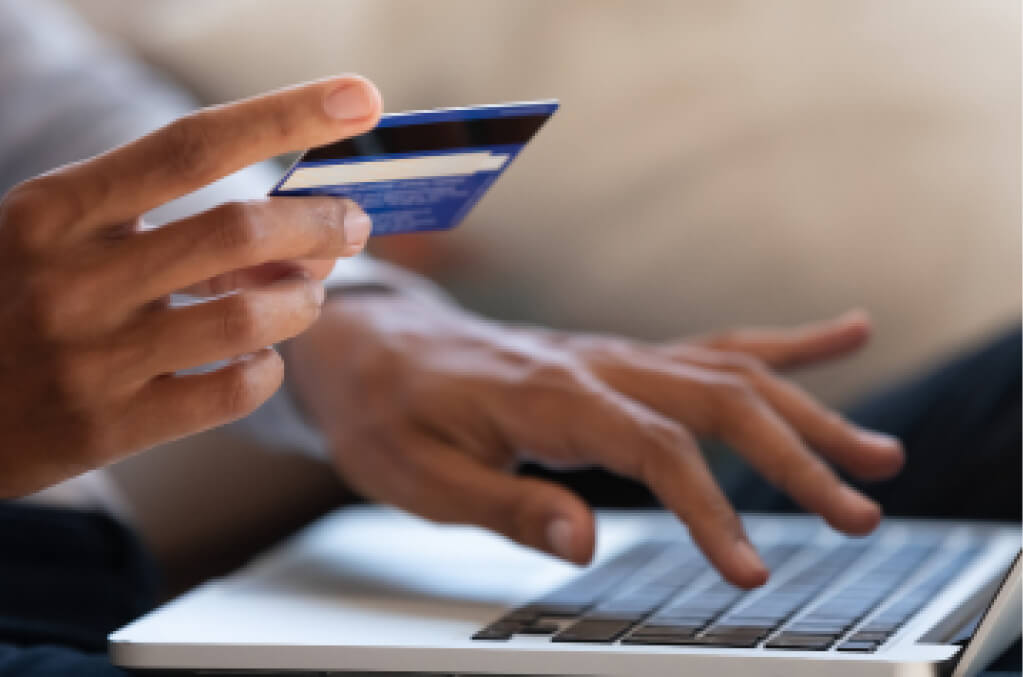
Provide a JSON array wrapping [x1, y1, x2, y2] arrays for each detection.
[[392, 433, 596, 565]]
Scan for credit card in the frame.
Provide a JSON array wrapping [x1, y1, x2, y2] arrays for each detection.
[[271, 100, 558, 235]]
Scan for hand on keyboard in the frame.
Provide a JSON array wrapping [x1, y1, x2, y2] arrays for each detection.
[[288, 301, 905, 588]]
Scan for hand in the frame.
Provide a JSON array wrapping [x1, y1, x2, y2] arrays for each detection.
[[0, 75, 383, 497], [287, 294, 904, 588]]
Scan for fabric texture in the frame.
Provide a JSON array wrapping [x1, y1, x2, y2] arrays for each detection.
[[0, 503, 156, 676]]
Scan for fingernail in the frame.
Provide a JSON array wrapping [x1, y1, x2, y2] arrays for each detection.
[[735, 540, 768, 580], [323, 82, 376, 121], [311, 283, 325, 306], [546, 517, 575, 561], [343, 204, 372, 249], [858, 429, 902, 449]]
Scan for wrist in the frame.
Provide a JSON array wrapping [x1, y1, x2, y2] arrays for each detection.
[[280, 290, 423, 443]]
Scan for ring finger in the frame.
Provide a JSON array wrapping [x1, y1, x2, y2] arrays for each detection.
[[114, 273, 323, 383]]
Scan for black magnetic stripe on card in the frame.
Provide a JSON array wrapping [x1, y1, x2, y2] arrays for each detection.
[[303, 114, 551, 161]]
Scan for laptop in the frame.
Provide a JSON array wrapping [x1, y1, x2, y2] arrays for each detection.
[[110, 506, 1021, 676]]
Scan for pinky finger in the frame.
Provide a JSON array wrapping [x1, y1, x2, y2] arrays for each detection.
[[181, 260, 335, 297], [116, 348, 284, 451], [691, 310, 872, 371]]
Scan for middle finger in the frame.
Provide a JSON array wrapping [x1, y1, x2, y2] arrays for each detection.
[[104, 196, 368, 313], [113, 273, 324, 384], [579, 346, 882, 534], [668, 346, 904, 480]]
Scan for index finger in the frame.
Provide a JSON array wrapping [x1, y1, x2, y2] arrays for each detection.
[[60, 75, 382, 232], [495, 375, 768, 588]]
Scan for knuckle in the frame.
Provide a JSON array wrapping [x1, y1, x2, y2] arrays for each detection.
[[719, 351, 767, 377], [107, 333, 157, 381], [161, 114, 220, 184], [521, 359, 580, 390], [210, 201, 266, 257], [266, 102, 300, 145], [716, 374, 757, 404], [0, 182, 40, 223], [573, 335, 635, 369], [219, 293, 265, 345], [1, 179, 63, 249], [711, 373, 757, 407], [297, 284, 324, 320], [516, 359, 587, 416], [704, 373, 759, 433], [312, 199, 349, 252]]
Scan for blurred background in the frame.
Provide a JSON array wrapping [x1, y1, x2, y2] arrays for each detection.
[[28, 0, 1018, 588], [65, 0, 1021, 407]]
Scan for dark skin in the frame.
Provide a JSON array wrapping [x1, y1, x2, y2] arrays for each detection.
[[0, 73, 903, 588], [0, 75, 382, 497], [286, 292, 904, 588]]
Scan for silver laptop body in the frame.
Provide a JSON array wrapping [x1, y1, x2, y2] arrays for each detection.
[[110, 506, 1021, 677]]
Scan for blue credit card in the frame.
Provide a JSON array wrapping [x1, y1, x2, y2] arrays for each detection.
[[270, 100, 559, 235]]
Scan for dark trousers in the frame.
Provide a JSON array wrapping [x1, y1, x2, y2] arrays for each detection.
[[0, 503, 156, 675], [732, 325, 1022, 520], [1, 327, 1020, 675]]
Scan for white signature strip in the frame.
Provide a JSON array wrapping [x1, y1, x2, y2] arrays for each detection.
[[280, 151, 510, 189]]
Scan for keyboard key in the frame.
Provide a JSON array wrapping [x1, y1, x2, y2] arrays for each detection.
[[850, 631, 889, 643], [532, 542, 672, 615], [785, 622, 848, 633], [633, 622, 704, 635], [473, 536, 976, 646], [765, 633, 836, 650], [500, 608, 542, 623], [860, 619, 901, 633], [472, 622, 518, 640], [850, 550, 977, 638], [622, 634, 699, 645], [553, 619, 634, 643], [720, 615, 783, 627], [771, 542, 942, 641], [670, 635, 762, 648], [521, 602, 588, 617], [517, 622, 560, 635], [585, 610, 650, 622], [624, 625, 701, 644], [647, 613, 711, 625], [588, 596, 669, 620], [704, 625, 771, 638]]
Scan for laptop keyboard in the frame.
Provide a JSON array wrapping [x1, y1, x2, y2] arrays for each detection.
[[472, 537, 979, 652]]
